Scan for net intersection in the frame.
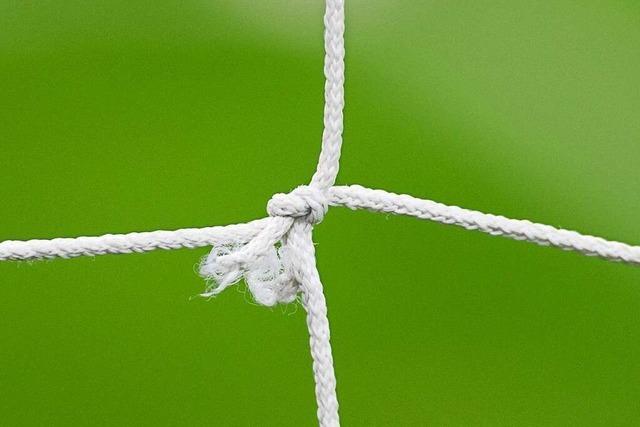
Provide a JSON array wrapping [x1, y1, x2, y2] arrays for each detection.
[[2, 1, 640, 426]]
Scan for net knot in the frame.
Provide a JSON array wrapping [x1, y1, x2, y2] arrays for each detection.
[[200, 185, 328, 307], [267, 185, 328, 224]]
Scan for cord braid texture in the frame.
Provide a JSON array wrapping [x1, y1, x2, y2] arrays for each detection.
[[4, 186, 640, 265], [2, 1, 639, 426]]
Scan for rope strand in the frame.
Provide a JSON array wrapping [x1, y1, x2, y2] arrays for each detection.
[[329, 185, 640, 265], [310, 0, 345, 190], [3, 186, 640, 265]]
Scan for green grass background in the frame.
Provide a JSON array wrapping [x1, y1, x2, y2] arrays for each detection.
[[2, 1, 640, 425]]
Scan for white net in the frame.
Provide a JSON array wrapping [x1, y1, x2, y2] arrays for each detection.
[[1, 2, 639, 426]]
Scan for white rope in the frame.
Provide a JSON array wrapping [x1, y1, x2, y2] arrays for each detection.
[[329, 185, 640, 264], [0, 219, 269, 260], [2, 1, 639, 426], [311, 0, 345, 191], [4, 186, 640, 265]]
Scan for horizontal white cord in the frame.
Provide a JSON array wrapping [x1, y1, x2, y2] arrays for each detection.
[[2, 185, 639, 265], [0, 218, 269, 260], [330, 185, 640, 265]]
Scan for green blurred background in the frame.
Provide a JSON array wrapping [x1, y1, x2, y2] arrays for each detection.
[[1, 1, 640, 425]]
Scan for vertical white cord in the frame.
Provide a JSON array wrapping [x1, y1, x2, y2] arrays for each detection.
[[251, 0, 350, 424], [285, 221, 340, 426], [298, 1, 346, 425], [310, 0, 345, 190]]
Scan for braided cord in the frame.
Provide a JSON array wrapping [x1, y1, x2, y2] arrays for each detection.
[[330, 186, 640, 265], [310, 0, 345, 191], [286, 221, 340, 426], [0, 219, 269, 261], [301, 0, 345, 423], [4, 187, 640, 265]]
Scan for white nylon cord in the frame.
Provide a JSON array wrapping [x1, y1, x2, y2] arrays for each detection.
[[4, 185, 640, 265], [311, 0, 345, 191], [329, 186, 640, 264], [2, 1, 640, 426], [297, 1, 345, 423], [0, 219, 269, 260]]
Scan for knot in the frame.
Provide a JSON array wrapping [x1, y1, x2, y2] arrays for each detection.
[[200, 185, 328, 306], [267, 185, 328, 224]]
